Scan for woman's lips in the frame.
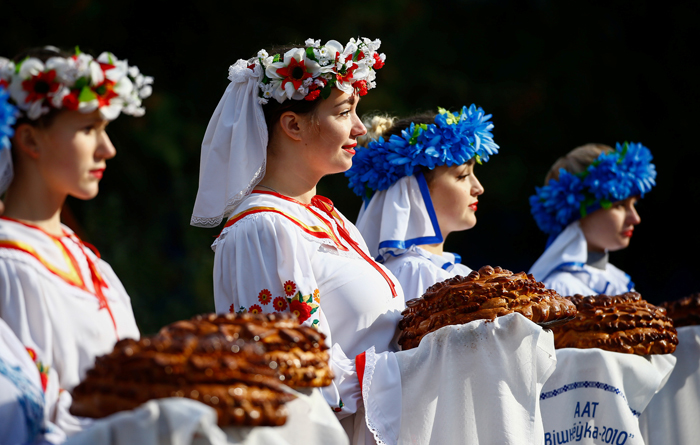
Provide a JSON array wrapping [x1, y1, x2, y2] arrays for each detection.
[[342, 142, 357, 155], [469, 201, 478, 211], [622, 229, 634, 238], [90, 168, 105, 179]]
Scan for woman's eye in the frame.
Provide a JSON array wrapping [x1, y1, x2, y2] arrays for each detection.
[[83, 126, 95, 134], [457, 174, 470, 180], [340, 110, 351, 117]]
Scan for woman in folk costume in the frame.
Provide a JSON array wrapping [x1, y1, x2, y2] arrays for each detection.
[[0, 46, 150, 434], [346, 106, 498, 302], [528, 142, 655, 296], [190, 38, 407, 444]]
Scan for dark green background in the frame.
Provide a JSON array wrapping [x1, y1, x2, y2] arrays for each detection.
[[2, 0, 698, 334]]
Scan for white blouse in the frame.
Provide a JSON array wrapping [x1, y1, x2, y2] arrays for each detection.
[[0, 217, 140, 393], [212, 190, 406, 443], [529, 221, 634, 297], [383, 246, 472, 303]]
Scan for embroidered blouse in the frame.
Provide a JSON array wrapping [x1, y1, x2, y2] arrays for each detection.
[[0, 217, 140, 394], [212, 190, 406, 444]]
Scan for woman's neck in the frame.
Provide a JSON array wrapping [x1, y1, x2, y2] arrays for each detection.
[[418, 241, 445, 256], [258, 146, 321, 205], [2, 172, 66, 237]]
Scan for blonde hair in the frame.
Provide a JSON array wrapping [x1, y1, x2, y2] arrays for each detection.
[[358, 113, 396, 147], [544, 143, 614, 184]]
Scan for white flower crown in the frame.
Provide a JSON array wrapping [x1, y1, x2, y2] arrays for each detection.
[[228, 37, 385, 105], [0, 47, 153, 120]]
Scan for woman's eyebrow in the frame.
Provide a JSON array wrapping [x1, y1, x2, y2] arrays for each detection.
[[334, 96, 357, 108]]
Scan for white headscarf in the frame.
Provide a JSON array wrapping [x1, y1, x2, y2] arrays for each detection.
[[528, 221, 588, 283], [190, 61, 268, 228], [356, 172, 443, 261]]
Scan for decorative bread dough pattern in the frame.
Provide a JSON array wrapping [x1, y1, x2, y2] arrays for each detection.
[[398, 265, 578, 350], [552, 292, 678, 355], [661, 293, 700, 328], [70, 312, 332, 426]]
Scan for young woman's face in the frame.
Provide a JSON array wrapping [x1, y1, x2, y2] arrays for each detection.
[[34, 110, 116, 200], [298, 88, 366, 177], [579, 196, 641, 252], [428, 161, 484, 236]]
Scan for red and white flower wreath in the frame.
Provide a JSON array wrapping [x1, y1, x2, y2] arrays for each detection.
[[228, 37, 385, 105], [0, 47, 153, 120]]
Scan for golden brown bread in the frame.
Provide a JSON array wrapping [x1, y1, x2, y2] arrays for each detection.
[[660, 293, 700, 327], [552, 292, 678, 355], [70, 312, 333, 426], [398, 265, 578, 350]]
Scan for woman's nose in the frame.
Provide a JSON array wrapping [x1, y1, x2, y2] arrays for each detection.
[[96, 132, 117, 160], [471, 174, 485, 196]]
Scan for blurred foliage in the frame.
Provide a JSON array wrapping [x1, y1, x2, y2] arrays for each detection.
[[2, 0, 698, 333]]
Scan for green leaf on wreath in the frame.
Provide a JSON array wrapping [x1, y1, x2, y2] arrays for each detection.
[[273, 54, 281, 63], [78, 86, 97, 102], [600, 199, 612, 209], [306, 47, 318, 62], [310, 307, 318, 315]]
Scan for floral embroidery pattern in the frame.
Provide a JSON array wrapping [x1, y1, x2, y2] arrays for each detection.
[[313, 288, 321, 303], [273, 296, 288, 312], [231, 304, 246, 314], [25, 348, 48, 392], [258, 289, 272, 305], [283, 280, 297, 296], [248, 304, 263, 314], [284, 281, 319, 326]]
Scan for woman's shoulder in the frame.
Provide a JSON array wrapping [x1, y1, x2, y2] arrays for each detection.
[[213, 194, 321, 251]]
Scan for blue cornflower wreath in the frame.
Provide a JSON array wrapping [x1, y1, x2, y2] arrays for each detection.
[[530, 142, 656, 236], [346, 104, 499, 199], [0, 86, 17, 151]]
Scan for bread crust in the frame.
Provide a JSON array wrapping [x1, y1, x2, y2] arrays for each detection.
[[660, 293, 700, 328], [552, 293, 678, 355], [70, 312, 333, 426], [398, 265, 578, 350]]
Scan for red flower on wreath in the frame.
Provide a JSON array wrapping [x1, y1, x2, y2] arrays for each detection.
[[258, 289, 272, 305], [273, 296, 288, 312], [305, 89, 321, 101], [93, 79, 119, 107], [283, 280, 297, 296], [353, 80, 368, 97], [276, 57, 314, 91], [62, 90, 80, 110], [372, 53, 385, 70], [248, 304, 263, 315], [22, 70, 61, 103], [290, 300, 312, 323]]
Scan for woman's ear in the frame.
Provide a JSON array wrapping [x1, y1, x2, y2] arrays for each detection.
[[277, 111, 303, 142], [12, 123, 41, 160]]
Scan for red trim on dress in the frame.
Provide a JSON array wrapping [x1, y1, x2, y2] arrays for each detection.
[[356, 351, 367, 394], [0, 216, 118, 338], [226, 191, 398, 298]]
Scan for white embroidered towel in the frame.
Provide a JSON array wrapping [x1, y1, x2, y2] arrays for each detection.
[[393, 312, 557, 445], [65, 388, 348, 445], [639, 325, 700, 445], [540, 348, 676, 445]]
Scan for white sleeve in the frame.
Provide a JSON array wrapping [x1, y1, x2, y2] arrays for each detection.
[[213, 213, 397, 420], [0, 258, 55, 380], [389, 258, 451, 302], [213, 213, 323, 328]]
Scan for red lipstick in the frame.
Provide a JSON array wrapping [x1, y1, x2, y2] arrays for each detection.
[[90, 168, 105, 179], [342, 142, 357, 155], [469, 201, 478, 211], [622, 229, 633, 238]]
